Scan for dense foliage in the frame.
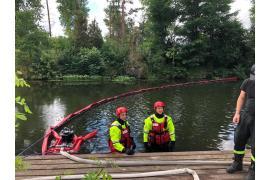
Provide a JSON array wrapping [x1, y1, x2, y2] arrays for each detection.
[[15, 0, 255, 81]]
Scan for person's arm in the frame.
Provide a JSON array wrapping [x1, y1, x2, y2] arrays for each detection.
[[167, 117, 175, 141], [143, 118, 151, 142], [233, 90, 246, 124], [109, 126, 125, 152]]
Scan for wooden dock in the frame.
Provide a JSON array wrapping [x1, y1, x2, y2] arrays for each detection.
[[16, 150, 251, 180]]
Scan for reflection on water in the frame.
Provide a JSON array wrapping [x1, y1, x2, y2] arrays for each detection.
[[41, 98, 66, 127], [16, 81, 240, 155]]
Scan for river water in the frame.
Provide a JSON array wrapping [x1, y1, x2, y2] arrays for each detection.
[[15, 80, 241, 155]]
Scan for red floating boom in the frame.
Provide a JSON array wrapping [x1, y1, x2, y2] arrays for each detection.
[[41, 77, 238, 155]]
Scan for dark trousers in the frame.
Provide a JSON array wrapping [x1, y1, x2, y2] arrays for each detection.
[[234, 111, 255, 161], [148, 143, 170, 152]]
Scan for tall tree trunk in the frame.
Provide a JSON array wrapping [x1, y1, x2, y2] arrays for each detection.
[[46, 0, 52, 37], [121, 0, 126, 39], [107, 0, 112, 38]]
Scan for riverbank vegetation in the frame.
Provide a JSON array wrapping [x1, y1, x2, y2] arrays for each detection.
[[15, 156, 29, 171], [16, 0, 255, 81]]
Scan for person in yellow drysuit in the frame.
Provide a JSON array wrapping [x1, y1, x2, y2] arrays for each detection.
[[143, 101, 176, 152], [108, 106, 136, 155]]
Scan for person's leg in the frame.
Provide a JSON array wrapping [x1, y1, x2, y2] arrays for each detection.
[[227, 112, 250, 173], [246, 116, 255, 180], [146, 144, 159, 152], [161, 142, 170, 152]]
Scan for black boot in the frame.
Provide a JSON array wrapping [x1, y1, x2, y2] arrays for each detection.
[[245, 161, 255, 180], [226, 154, 244, 173]]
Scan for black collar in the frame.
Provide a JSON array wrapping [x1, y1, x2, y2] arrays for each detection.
[[155, 113, 164, 118], [117, 118, 125, 125]]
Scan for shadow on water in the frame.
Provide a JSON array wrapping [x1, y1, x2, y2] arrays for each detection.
[[15, 81, 240, 155]]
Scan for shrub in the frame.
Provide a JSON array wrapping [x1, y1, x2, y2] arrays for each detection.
[[15, 156, 28, 171], [112, 76, 136, 83], [77, 47, 105, 76]]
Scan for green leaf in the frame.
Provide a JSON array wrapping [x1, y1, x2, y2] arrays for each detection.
[[25, 82, 30, 87], [15, 96, 21, 102], [20, 80, 24, 87], [16, 112, 27, 121], [55, 176, 61, 180], [16, 101, 23, 105], [15, 78, 20, 87], [20, 98, 26, 105], [24, 105, 32, 114]]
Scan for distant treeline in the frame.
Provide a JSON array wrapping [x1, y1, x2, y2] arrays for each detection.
[[16, 0, 255, 81]]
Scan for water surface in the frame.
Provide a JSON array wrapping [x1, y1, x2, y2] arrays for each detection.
[[15, 81, 240, 155]]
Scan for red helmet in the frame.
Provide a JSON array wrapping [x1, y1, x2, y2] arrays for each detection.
[[116, 107, 128, 117], [153, 101, 166, 109]]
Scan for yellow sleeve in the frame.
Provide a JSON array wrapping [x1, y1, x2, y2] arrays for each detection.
[[143, 117, 152, 142], [167, 116, 175, 141], [109, 126, 125, 152]]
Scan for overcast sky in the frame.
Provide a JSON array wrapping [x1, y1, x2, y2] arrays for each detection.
[[40, 0, 252, 37]]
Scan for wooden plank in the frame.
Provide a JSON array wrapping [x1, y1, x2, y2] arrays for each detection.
[[16, 164, 249, 177], [24, 157, 251, 168], [27, 162, 228, 170], [25, 163, 245, 170], [24, 153, 243, 161], [16, 151, 252, 180], [200, 173, 248, 180], [24, 155, 251, 166], [16, 173, 247, 180], [24, 155, 242, 164], [133, 173, 247, 180], [24, 150, 250, 160], [23, 151, 251, 161]]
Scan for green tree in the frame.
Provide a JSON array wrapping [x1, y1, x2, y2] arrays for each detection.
[[87, 19, 104, 48], [31, 50, 58, 80], [76, 47, 105, 75], [104, 0, 122, 39], [140, 0, 178, 77], [101, 39, 129, 76], [57, 0, 90, 48], [73, 8, 90, 48], [57, 47, 77, 75], [141, 0, 177, 49], [248, 0, 255, 65], [16, 0, 55, 79], [57, 0, 88, 36], [174, 0, 248, 77]]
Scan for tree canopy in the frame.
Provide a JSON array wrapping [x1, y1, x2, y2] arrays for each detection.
[[15, 0, 255, 80]]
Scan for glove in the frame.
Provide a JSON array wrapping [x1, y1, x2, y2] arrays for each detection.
[[144, 142, 151, 152], [168, 141, 175, 152], [125, 148, 135, 155]]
